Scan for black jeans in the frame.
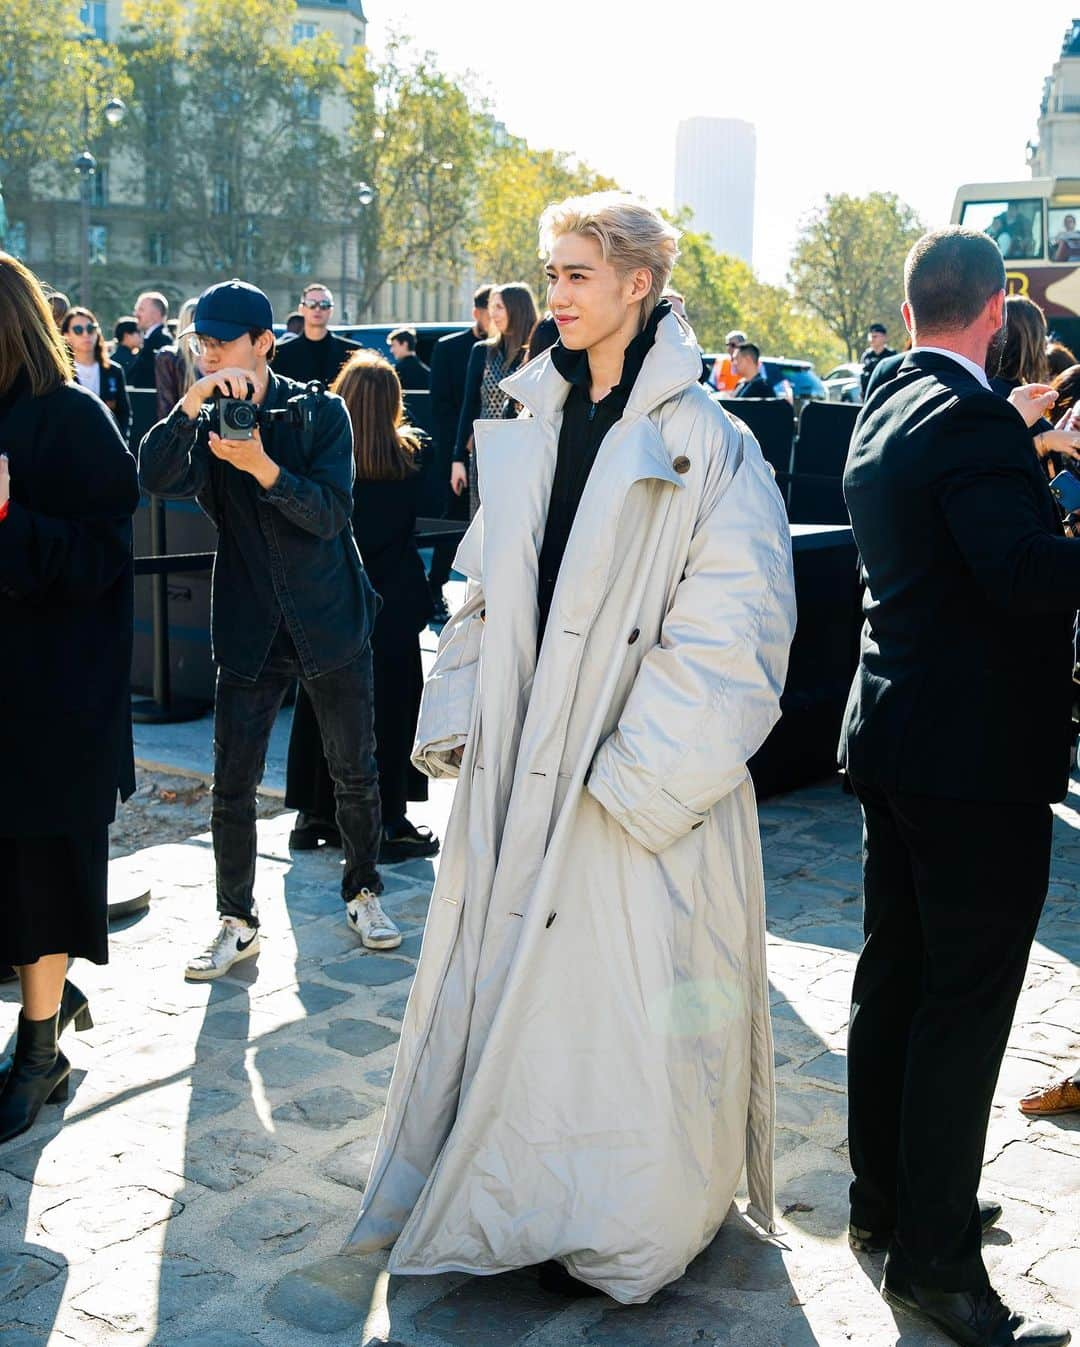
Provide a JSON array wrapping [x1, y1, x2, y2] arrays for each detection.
[[212, 627, 382, 926], [847, 777, 1051, 1291]]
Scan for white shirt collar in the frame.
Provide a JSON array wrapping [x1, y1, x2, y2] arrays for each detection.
[[909, 345, 991, 390]]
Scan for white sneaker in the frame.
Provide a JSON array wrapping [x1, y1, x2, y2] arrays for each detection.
[[185, 917, 260, 981], [346, 889, 402, 950]]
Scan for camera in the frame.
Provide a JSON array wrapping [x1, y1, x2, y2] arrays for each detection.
[[208, 381, 324, 442], [208, 381, 258, 440]]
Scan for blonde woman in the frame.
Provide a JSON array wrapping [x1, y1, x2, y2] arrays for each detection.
[[153, 297, 202, 419]]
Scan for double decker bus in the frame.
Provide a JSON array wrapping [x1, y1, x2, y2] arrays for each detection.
[[953, 178, 1080, 352]]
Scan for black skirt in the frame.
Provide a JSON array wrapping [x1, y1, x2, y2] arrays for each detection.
[[1, 831, 110, 966]]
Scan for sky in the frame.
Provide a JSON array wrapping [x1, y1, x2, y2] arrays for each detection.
[[366, 2, 1076, 286]]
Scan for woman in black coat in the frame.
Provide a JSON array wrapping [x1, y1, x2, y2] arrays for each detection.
[[60, 305, 132, 440], [0, 254, 140, 1144], [285, 351, 437, 863], [451, 283, 538, 518]]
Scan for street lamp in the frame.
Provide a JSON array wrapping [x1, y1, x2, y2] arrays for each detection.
[[72, 94, 126, 308], [340, 182, 376, 321]]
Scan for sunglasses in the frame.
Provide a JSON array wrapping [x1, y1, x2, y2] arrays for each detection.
[[69, 322, 98, 335], [302, 299, 333, 310]]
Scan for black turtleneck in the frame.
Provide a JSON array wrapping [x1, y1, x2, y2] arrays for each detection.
[[536, 300, 669, 647]]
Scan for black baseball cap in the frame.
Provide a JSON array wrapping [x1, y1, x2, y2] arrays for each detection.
[[180, 278, 274, 341], [867, 322, 887, 335]]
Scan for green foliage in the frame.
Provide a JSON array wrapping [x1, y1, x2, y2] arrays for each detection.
[[0, 0, 130, 202], [119, 0, 343, 284], [671, 215, 844, 368], [340, 35, 485, 315], [788, 191, 924, 359], [467, 140, 618, 295]]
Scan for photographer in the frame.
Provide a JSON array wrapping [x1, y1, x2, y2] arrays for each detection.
[[139, 279, 401, 979]]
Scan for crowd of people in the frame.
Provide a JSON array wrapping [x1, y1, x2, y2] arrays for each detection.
[[2, 192, 1080, 1347]]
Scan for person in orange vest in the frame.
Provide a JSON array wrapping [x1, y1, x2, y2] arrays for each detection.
[[709, 328, 746, 393]]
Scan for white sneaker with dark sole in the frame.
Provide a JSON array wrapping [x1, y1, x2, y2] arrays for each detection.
[[185, 918, 260, 980], [346, 890, 402, 950]]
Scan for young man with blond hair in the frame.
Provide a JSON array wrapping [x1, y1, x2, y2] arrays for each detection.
[[345, 193, 796, 1303]]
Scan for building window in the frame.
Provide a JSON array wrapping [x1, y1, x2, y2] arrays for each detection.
[[211, 176, 231, 216], [145, 165, 170, 212], [354, 28, 364, 46], [80, 1, 107, 41], [87, 225, 108, 266], [292, 80, 321, 121], [148, 232, 170, 266], [5, 221, 27, 259], [291, 244, 314, 273], [292, 20, 317, 42], [90, 162, 109, 208]]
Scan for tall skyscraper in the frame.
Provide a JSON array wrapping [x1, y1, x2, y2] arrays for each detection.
[[674, 118, 756, 265]]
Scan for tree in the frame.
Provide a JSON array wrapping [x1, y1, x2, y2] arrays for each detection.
[[120, 0, 343, 285], [467, 140, 618, 295], [0, 1, 130, 231], [788, 192, 924, 359], [339, 36, 485, 317], [671, 216, 844, 368]]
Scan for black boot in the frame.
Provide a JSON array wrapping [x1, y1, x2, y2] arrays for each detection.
[[0, 1011, 70, 1146], [288, 812, 342, 850], [0, 980, 92, 1083]]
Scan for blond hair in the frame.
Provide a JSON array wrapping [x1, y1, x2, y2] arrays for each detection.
[[538, 192, 681, 322]]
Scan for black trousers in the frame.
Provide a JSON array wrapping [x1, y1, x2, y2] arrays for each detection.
[[847, 777, 1051, 1291], [286, 628, 427, 826], [427, 481, 470, 593], [213, 628, 382, 925]]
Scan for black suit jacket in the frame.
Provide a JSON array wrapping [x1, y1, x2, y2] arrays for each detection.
[[736, 372, 773, 399], [393, 353, 430, 391], [127, 325, 172, 390], [840, 351, 1080, 804], [429, 326, 481, 457]]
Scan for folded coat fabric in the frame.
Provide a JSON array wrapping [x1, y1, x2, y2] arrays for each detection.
[[345, 312, 797, 1304]]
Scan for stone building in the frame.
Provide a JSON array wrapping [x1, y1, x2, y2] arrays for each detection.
[[6, 0, 473, 324]]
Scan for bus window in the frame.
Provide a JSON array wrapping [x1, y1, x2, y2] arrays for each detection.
[[959, 199, 1043, 260], [1049, 207, 1080, 261]]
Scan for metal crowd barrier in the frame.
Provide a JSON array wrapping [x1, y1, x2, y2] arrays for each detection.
[[131, 505, 467, 724]]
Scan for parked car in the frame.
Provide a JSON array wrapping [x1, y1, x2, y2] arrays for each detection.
[[271, 321, 470, 366], [823, 363, 863, 403], [760, 357, 827, 402], [701, 353, 827, 400]]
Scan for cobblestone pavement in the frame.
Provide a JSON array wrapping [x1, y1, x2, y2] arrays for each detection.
[[1, 776, 1077, 1347]]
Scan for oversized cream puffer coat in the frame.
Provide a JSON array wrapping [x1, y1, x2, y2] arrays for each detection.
[[345, 311, 797, 1304]]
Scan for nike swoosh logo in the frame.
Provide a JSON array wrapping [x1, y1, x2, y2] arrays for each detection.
[[236, 933, 258, 951]]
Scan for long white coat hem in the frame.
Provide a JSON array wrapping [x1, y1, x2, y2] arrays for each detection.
[[344, 311, 796, 1306]]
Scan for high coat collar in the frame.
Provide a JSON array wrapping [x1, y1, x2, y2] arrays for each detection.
[[498, 310, 705, 426]]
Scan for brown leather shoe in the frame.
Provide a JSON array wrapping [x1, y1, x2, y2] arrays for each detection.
[[1019, 1076, 1080, 1117]]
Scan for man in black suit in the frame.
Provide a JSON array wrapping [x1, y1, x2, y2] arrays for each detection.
[[841, 227, 1074, 1347], [272, 283, 358, 386], [127, 291, 172, 388], [387, 327, 430, 391], [732, 342, 773, 398], [859, 322, 896, 398], [425, 285, 490, 620]]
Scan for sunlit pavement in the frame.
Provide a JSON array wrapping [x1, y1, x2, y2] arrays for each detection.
[[1, 772, 1077, 1347]]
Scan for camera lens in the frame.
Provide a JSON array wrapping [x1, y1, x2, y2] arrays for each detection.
[[224, 401, 257, 431]]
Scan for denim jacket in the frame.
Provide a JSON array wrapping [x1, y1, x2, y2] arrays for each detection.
[[138, 371, 378, 680]]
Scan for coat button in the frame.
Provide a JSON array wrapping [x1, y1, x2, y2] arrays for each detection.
[[673, 455, 691, 474], [628, 628, 640, 644]]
